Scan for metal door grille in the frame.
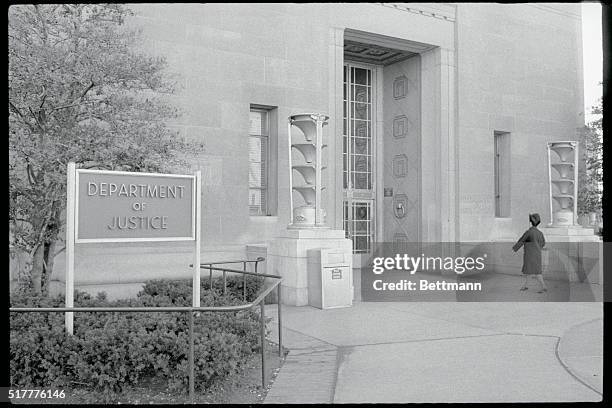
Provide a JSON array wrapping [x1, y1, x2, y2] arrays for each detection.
[[344, 199, 374, 254]]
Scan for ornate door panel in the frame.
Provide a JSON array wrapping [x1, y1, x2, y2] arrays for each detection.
[[382, 56, 420, 244]]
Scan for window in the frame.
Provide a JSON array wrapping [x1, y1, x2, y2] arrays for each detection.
[[248, 106, 277, 216], [248, 108, 269, 215], [343, 65, 373, 191], [494, 131, 511, 217], [343, 63, 376, 254]]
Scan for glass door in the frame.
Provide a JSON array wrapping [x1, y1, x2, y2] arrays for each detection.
[[342, 62, 376, 257]]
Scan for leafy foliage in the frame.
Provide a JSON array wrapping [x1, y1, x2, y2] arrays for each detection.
[[10, 276, 268, 399], [578, 98, 603, 215], [142, 274, 267, 304], [9, 4, 194, 294]]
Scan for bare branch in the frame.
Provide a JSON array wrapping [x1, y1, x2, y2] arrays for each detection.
[[48, 80, 97, 112], [28, 106, 44, 131], [50, 99, 97, 112], [53, 246, 66, 257], [79, 80, 95, 99], [39, 86, 47, 109], [9, 101, 25, 118], [26, 162, 37, 186], [11, 218, 34, 225]]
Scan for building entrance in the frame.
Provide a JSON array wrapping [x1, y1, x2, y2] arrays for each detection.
[[342, 63, 376, 261], [342, 42, 421, 266]]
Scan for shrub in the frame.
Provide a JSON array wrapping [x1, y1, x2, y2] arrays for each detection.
[[10, 274, 270, 398], [141, 273, 266, 303], [10, 324, 77, 388]]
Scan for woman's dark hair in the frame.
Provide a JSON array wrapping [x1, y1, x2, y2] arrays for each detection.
[[529, 213, 541, 227]]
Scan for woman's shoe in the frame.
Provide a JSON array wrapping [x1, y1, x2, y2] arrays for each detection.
[[520, 287, 528, 291], [537, 288, 548, 293]]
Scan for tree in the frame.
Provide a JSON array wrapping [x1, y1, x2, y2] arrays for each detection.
[[9, 4, 193, 295], [578, 97, 603, 216]]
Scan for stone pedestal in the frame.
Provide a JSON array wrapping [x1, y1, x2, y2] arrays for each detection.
[[540, 226, 603, 285], [267, 228, 352, 306], [541, 225, 599, 240]]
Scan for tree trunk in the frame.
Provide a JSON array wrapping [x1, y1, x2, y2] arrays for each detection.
[[9, 247, 30, 293], [31, 244, 45, 295], [43, 238, 58, 297]]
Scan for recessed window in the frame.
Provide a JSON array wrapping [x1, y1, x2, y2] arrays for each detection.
[[248, 106, 277, 216], [343, 65, 373, 191], [494, 131, 511, 217]]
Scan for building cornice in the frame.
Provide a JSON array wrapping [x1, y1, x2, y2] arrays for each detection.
[[378, 3, 456, 22]]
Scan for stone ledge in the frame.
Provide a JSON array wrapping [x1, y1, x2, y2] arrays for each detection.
[[541, 226, 597, 236], [281, 228, 346, 239]]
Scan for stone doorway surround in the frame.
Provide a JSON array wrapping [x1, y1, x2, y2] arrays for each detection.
[[327, 26, 458, 244]]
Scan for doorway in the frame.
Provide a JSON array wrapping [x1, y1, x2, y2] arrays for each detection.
[[342, 62, 377, 264], [333, 28, 454, 301], [342, 50, 421, 263]]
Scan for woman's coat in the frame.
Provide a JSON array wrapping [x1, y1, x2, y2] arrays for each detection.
[[512, 226, 546, 275]]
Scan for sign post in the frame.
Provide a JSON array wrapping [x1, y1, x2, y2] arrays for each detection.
[[66, 163, 76, 334], [193, 171, 201, 307], [65, 163, 201, 333]]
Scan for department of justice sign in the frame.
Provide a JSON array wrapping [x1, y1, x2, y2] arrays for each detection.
[[75, 169, 196, 242]]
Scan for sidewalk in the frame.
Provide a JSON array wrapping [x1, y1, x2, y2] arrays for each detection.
[[264, 301, 602, 403]]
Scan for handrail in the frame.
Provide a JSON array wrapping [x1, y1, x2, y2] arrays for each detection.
[[10, 279, 281, 314], [9, 264, 283, 404], [194, 257, 269, 300], [200, 257, 265, 266], [203, 266, 279, 279]]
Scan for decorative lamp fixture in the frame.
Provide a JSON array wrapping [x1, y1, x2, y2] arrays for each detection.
[[288, 113, 329, 227], [547, 141, 578, 226]]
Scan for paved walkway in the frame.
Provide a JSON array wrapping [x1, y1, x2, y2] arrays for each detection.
[[264, 301, 602, 403]]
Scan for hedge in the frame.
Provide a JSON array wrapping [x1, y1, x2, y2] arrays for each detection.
[[141, 273, 266, 304], [10, 275, 269, 399]]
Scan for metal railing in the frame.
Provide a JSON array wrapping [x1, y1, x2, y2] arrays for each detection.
[[9, 259, 283, 404], [197, 257, 266, 301]]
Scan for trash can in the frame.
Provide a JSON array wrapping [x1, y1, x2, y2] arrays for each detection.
[[307, 248, 353, 309]]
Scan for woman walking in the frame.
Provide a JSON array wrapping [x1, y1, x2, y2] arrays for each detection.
[[513, 213, 547, 293]]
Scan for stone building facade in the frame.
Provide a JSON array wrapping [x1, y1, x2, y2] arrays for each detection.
[[47, 3, 585, 299]]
